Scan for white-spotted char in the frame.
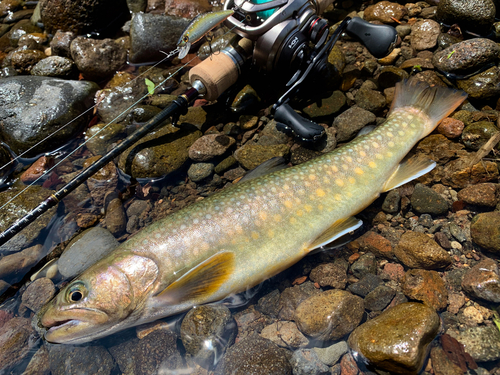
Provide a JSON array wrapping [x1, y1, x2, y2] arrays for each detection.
[[177, 10, 234, 59], [37, 80, 466, 344]]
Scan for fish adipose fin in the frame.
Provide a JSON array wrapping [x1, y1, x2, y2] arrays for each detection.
[[382, 156, 436, 192], [308, 217, 363, 251], [156, 251, 235, 303], [390, 79, 467, 136]]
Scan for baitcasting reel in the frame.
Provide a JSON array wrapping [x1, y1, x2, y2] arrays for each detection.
[[187, 0, 399, 141]]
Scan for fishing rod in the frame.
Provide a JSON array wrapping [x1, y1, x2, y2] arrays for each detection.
[[0, 88, 200, 247]]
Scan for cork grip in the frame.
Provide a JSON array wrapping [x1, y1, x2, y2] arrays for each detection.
[[189, 53, 239, 101]]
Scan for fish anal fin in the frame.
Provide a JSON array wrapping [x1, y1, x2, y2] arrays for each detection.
[[308, 217, 363, 251], [382, 156, 436, 192], [156, 251, 235, 304]]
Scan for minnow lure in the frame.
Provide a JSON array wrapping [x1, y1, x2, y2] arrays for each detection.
[[37, 80, 466, 344], [177, 10, 234, 59]]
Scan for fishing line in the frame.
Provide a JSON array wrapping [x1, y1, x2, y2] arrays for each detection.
[[0, 49, 179, 172], [0, 24, 239, 214]]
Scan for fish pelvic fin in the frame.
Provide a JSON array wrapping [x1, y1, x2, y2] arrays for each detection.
[[390, 79, 467, 137], [382, 156, 436, 192], [308, 217, 363, 251], [155, 251, 235, 304]]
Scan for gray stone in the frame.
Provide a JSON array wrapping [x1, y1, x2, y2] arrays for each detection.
[[436, 0, 496, 35], [31, 56, 77, 78], [333, 106, 376, 142], [48, 344, 115, 375], [448, 326, 500, 362], [411, 183, 449, 216], [0, 76, 97, 156], [58, 227, 119, 278], [290, 349, 330, 375], [312, 341, 348, 366]]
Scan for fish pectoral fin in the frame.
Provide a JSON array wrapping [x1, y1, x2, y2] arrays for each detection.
[[178, 43, 191, 59], [155, 251, 235, 304], [308, 217, 363, 251], [238, 157, 289, 184], [382, 156, 436, 192]]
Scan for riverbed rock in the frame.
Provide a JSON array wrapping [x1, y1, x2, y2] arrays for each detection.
[[290, 349, 330, 375], [436, 0, 496, 36], [180, 305, 236, 366], [457, 183, 497, 208], [462, 258, 500, 303], [348, 302, 440, 374], [410, 19, 440, 51], [457, 66, 500, 99], [20, 277, 55, 313], [441, 156, 499, 188], [309, 262, 347, 289], [188, 134, 236, 162], [461, 121, 499, 151], [470, 211, 500, 254], [0, 76, 97, 156], [363, 1, 407, 23], [410, 183, 449, 216], [332, 106, 376, 142], [0, 317, 38, 374], [58, 227, 119, 278], [118, 123, 202, 179], [402, 269, 448, 310], [31, 56, 77, 78], [0, 244, 44, 282], [394, 231, 452, 269], [295, 289, 364, 341], [448, 326, 500, 362], [215, 335, 292, 375], [48, 343, 116, 375], [260, 320, 309, 349], [234, 144, 290, 170]]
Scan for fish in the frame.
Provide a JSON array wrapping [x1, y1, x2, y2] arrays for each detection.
[[177, 10, 234, 59], [36, 80, 466, 344]]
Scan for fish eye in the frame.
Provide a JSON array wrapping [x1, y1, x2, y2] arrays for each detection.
[[66, 281, 87, 303]]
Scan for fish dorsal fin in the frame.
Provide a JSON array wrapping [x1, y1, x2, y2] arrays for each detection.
[[382, 156, 436, 192], [155, 251, 235, 304], [308, 217, 363, 251]]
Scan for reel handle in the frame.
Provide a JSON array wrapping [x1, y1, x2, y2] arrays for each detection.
[[274, 103, 325, 141], [345, 17, 399, 59]]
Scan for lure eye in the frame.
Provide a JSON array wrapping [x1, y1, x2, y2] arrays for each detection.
[[66, 282, 87, 303], [183, 35, 189, 43]]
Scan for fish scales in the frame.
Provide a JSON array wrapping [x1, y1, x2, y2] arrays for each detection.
[[37, 80, 467, 344]]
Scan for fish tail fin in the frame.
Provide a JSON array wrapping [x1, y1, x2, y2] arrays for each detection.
[[390, 79, 467, 136]]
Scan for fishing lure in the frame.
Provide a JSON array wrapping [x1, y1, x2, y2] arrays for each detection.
[[177, 10, 234, 59]]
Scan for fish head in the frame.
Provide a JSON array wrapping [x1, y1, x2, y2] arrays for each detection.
[[36, 254, 159, 344]]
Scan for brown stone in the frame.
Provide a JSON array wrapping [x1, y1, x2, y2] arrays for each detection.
[[357, 231, 394, 259], [457, 183, 497, 208], [395, 231, 452, 269], [402, 269, 448, 310], [437, 118, 464, 139]]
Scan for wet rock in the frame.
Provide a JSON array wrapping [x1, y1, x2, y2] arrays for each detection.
[[382, 189, 400, 214], [436, 0, 496, 36], [108, 329, 183, 374], [354, 88, 386, 114], [215, 335, 292, 375], [278, 281, 321, 320], [8, 19, 42, 47], [364, 1, 407, 23], [470, 211, 500, 254], [0, 244, 44, 281], [58, 227, 119, 278], [416, 134, 465, 164], [457, 66, 500, 99], [380, 262, 405, 282], [402, 269, 448, 310], [430, 346, 464, 375], [130, 12, 189, 63], [164, 0, 211, 19], [178, 106, 208, 130], [309, 262, 347, 289], [437, 118, 464, 139], [291, 349, 329, 375], [188, 162, 214, 182], [39, 0, 128, 35], [461, 258, 500, 302], [234, 144, 290, 170], [31, 56, 77, 78], [376, 66, 409, 89], [448, 326, 500, 362], [20, 277, 55, 313], [48, 344, 116, 375], [84, 158, 119, 207], [432, 39, 500, 75], [394, 231, 451, 269], [347, 273, 382, 297], [260, 321, 309, 349], [357, 231, 394, 259], [332, 106, 376, 142], [189, 134, 235, 162], [0, 317, 38, 374], [410, 183, 449, 216], [126, 199, 151, 218], [0, 76, 97, 156], [256, 289, 280, 317], [230, 84, 261, 113], [364, 285, 396, 311], [49, 30, 75, 58], [22, 344, 51, 375], [461, 121, 499, 151], [180, 305, 236, 366], [350, 252, 376, 278], [313, 341, 348, 367], [457, 183, 497, 208], [410, 19, 440, 51], [0, 0, 23, 17], [118, 124, 202, 179], [295, 289, 364, 341], [442, 156, 499, 189], [10, 49, 46, 73], [302, 90, 346, 119], [0, 184, 56, 253], [20, 156, 53, 183], [105, 198, 127, 236], [348, 302, 440, 374], [70, 37, 127, 81], [85, 122, 125, 156]]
